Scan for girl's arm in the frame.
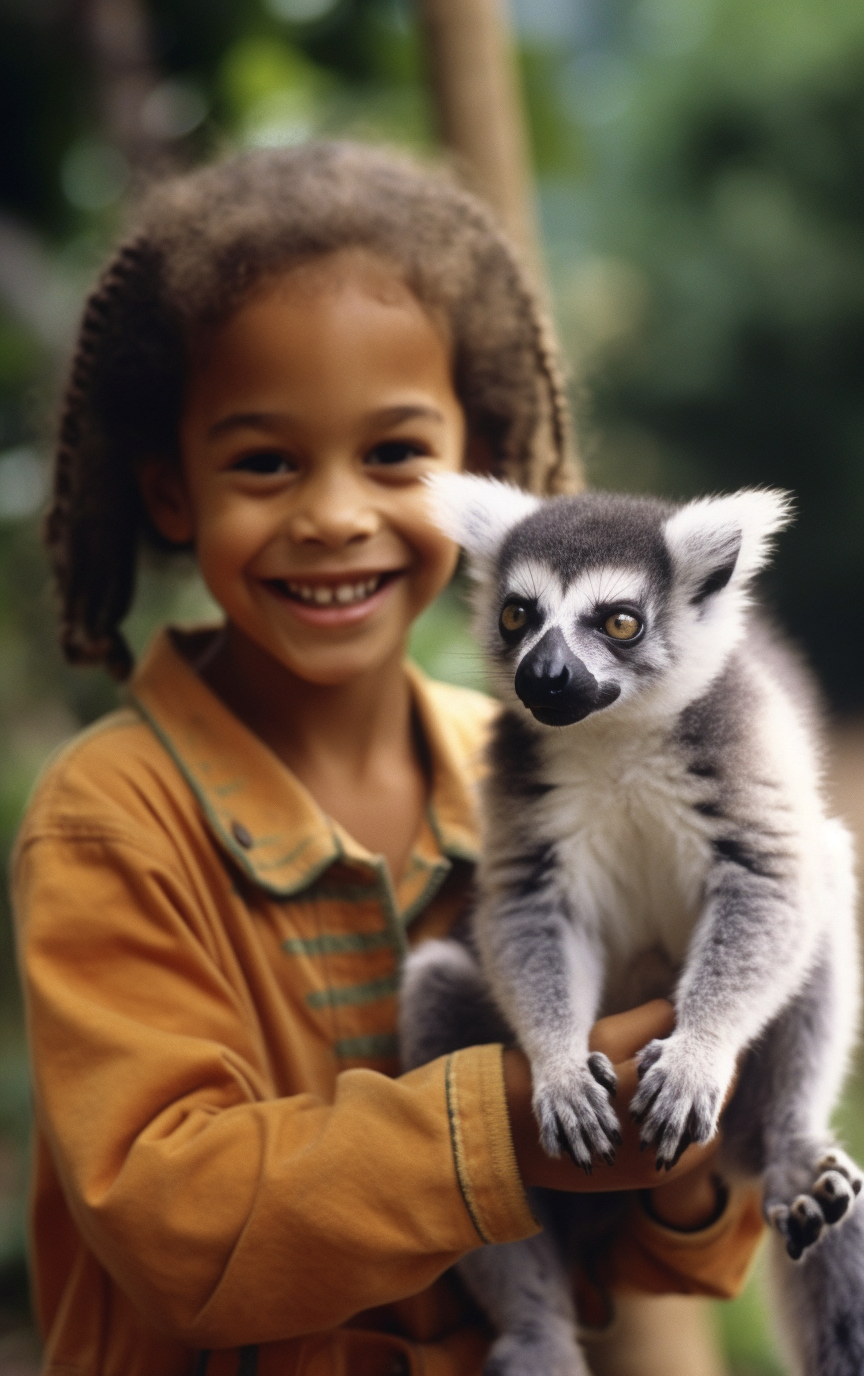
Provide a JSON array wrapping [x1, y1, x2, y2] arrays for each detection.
[[16, 822, 539, 1349]]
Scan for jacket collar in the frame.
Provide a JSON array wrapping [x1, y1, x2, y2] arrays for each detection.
[[128, 628, 483, 906]]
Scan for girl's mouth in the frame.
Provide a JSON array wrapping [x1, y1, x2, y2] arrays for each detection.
[[263, 570, 402, 624]]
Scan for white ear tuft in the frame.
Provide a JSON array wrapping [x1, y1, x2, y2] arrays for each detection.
[[664, 488, 794, 603], [424, 473, 540, 563]]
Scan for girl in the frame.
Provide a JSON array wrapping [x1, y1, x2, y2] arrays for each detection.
[[14, 143, 762, 1376]]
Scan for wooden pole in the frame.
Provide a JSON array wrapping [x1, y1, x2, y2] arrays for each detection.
[[417, 0, 585, 488], [416, 0, 539, 267]]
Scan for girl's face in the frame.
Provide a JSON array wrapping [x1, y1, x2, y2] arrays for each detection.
[[142, 252, 466, 688]]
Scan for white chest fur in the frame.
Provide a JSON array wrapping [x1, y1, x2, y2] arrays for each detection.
[[535, 725, 713, 1012]]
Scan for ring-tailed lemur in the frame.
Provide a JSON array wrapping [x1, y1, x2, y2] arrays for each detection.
[[400, 476, 863, 1376]]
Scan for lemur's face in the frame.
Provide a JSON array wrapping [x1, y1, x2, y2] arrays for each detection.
[[491, 498, 676, 725], [428, 477, 792, 728]]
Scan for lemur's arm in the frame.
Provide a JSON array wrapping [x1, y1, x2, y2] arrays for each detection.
[[631, 831, 812, 1168], [474, 851, 620, 1172]]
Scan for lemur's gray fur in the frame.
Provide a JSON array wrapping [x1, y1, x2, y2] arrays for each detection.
[[400, 476, 863, 1376]]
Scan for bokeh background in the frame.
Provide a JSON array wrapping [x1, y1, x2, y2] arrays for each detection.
[[1, 0, 864, 1370]]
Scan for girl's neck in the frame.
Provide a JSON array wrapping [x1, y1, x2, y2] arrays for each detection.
[[199, 622, 415, 780]]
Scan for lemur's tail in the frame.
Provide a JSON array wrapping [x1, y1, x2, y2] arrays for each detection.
[[770, 1202, 864, 1376], [398, 938, 510, 1071]]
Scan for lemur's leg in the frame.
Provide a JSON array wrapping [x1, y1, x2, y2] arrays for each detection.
[[723, 822, 862, 1262], [767, 1204, 864, 1376], [474, 880, 620, 1171], [754, 972, 864, 1376], [630, 817, 842, 1169], [399, 936, 512, 1070], [457, 1202, 589, 1376], [724, 943, 862, 1257]]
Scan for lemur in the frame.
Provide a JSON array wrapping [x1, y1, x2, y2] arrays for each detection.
[[400, 476, 864, 1376]]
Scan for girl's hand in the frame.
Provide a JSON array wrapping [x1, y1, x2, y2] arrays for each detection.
[[503, 999, 728, 1226]]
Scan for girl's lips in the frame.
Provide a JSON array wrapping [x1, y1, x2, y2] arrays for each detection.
[[262, 570, 403, 626]]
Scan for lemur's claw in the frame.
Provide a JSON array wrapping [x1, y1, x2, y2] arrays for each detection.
[[630, 1032, 728, 1169], [661, 1128, 694, 1172], [587, 1051, 617, 1098], [555, 1120, 592, 1175], [534, 1060, 621, 1172]]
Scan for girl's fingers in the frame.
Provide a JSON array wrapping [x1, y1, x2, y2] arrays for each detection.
[[589, 999, 675, 1064]]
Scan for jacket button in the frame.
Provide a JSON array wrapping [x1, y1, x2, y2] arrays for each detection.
[[231, 820, 253, 849]]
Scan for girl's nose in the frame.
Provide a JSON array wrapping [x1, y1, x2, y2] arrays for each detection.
[[286, 468, 380, 548]]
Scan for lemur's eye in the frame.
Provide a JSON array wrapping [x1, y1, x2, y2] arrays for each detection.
[[500, 602, 529, 635], [604, 611, 642, 641]]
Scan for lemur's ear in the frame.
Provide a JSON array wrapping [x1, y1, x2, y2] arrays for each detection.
[[664, 489, 794, 605], [424, 474, 540, 564]]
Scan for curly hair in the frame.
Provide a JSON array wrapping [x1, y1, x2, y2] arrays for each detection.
[[47, 141, 581, 680]]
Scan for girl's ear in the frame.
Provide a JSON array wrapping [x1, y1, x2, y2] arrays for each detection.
[[138, 457, 195, 545]]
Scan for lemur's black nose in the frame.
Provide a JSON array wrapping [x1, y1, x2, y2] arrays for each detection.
[[515, 627, 620, 726]]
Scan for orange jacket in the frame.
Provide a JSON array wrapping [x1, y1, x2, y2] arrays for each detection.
[[13, 629, 763, 1376]]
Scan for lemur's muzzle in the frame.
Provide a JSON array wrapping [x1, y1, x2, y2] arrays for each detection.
[[514, 627, 620, 726]]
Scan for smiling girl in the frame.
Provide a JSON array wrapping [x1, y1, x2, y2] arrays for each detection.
[[13, 144, 762, 1376]]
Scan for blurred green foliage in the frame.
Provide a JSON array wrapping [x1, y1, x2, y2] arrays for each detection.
[[1, 0, 863, 1366]]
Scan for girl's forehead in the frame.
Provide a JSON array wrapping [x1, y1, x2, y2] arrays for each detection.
[[182, 251, 461, 433], [192, 247, 450, 368], [271, 247, 413, 302]]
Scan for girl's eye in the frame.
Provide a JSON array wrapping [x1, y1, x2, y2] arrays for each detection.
[[500, 602, 530, 635], [604, 611, 642, 641], [365, 441, 426, 467], [233, 451, 295, 475]]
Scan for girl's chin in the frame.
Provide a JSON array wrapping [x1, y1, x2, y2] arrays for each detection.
[[271, 646, 405, 689]]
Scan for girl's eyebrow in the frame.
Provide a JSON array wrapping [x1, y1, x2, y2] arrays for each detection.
[[370, 404, 447, 427], [207, 412, 285, 440], [206, 404, 446, 441]]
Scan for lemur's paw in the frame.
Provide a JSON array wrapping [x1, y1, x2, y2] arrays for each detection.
[[768, 1196, 825, 1261], [483, 1318, 589, 1376], [631, 1034, 731, 1170], [765, 1143, 863, 1258], [813, 1147, 863, 1223], [533, 1058, 621, 1173], [812, 1169, 855, 1225]]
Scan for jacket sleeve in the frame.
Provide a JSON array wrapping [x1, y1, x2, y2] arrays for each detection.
[[605, 1185, 765, 1301], [13, 826, 539, 1349]]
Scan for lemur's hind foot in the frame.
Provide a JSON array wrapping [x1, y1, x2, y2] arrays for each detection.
[[765, 1142, 863, 1261]]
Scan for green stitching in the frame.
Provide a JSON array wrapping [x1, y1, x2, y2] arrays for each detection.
[[427, 800, 479, 865], [306, 972, 399, 1009], [334, 1033, 399, 1059], [213, 780, 243, 798], [373, 860, 408, 964], [400, 859, 452, 928], [254, 837, 316, 870], [129, 696, 344, 898], [444, 1055, 490, 1244], [282, 931, 390, 957]]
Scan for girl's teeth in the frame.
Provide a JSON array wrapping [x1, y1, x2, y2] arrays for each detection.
[[285, 576, 383, 606]]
